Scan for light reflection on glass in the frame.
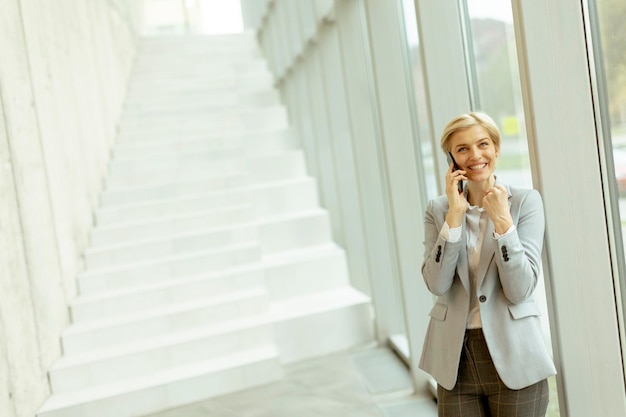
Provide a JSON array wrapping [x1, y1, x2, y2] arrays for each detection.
[[466, 0, 531, 188], [401, 0, 438, 201]]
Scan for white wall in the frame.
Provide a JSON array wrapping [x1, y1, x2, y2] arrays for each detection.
[[0, 1, 138, 416]]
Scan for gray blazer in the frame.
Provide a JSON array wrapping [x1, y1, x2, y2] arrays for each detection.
[[418, 183, 556, 390]]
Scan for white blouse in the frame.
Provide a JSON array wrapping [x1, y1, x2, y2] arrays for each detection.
[[440, 206, 515, 329]]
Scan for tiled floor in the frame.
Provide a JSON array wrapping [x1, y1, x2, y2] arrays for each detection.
[[142, 346, 438, 417]]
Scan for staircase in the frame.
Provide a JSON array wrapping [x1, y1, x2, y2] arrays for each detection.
[[37, 33, 374, 417]]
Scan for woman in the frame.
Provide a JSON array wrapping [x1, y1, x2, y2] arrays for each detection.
[[419, 112, 556, 417]]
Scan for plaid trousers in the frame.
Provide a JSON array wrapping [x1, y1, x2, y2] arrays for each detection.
[[437, 329, 549, 417]]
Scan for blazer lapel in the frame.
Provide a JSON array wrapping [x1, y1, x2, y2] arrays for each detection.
[[476, 219, 495, 288], [458, 217, 471, 293]]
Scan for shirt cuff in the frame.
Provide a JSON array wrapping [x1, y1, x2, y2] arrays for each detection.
[[493, 224, 516, 239], [441, 222, 462, 242]]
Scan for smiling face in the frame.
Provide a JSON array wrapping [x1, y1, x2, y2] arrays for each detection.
[[448, 125, 499, 188]]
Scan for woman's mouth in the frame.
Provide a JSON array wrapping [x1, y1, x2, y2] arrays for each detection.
[[467, 163, 488, 171]]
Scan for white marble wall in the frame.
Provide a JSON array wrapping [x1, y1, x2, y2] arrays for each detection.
[[0, 1, 138, 416]]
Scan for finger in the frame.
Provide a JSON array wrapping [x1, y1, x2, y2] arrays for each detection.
[[486, 186, 504, 196], [494, 184, 507, 193]]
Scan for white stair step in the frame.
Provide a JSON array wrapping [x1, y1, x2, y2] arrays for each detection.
[[70, 267, 265, 322], [135, 52, 264, 69], [130, 61, 269, 79], [104, 163, 245, 189], [95, 194, 252, 227], [105, 156, 247, 187], [119, 102, 281, 131], [135, 44, 262, 62], [89, 182, 321, 265], [74, 244, 353, 323], [136, 48, 263, 64], [91, 206, 253, 246], [52, 318, 275, 393], [117, 106, 289, 141], [271, 287, 370, 321], [142, 32, 256, 42], [85, 225, 258, 269], [131, 58, 268, 76], [242, 130, 298, 157], [245, 150, 308, 182], [137, 34, 259, 51], [104, 150, 307, 193], [77, 244, 261, 295], [111, 127, 274, 154], [124, 79, 275, 107], [136, 50, 264, 64], [115, 125, 249, 147], [132, 62, 266, 77], [99, 175, 246, 207], [91, 206, 252, 245], [132, 54, 267, 68], [96, 177, 318, 218], [259, 210, 332, 254], [127, 71, 273, 92], [55, 286, 371, 395], [101, 173, 250, 207], [119, 104, 285, 132], [62, 289, 269, 354], [264, 243, 351, 300], [108, 148, 245, 177], [97, 177, 317, 228], [111, 128, 296, 161], [271, 288, 374, 364], [114, 126, 241, 147], [88, 208, 328, 270], [250, 177, 319, 218], [38, 345, 280, 417], [121, 90, 281, 118]]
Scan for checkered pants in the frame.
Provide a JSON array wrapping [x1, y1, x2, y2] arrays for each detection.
[[437, 329, 549, 417]]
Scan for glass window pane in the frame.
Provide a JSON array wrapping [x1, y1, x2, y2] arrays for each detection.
[[597, 0, 626, 176], [466, 0, 532, 189], [596, 1, 626, 141], [465, 2, 559, 415], [401, 0, 438, 201], [595, 0, 626, 371]]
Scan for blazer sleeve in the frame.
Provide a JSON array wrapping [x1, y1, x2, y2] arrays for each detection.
[[421, 199, 463, 296], [494, 189, 545, 303]]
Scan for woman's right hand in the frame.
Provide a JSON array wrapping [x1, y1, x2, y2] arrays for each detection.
[[445, 162, 468, 228]]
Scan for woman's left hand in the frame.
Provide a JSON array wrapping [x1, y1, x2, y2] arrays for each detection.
[[483, 185, 514, 234]]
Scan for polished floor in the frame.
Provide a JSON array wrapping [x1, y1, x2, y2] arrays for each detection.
[[142, 346, 438, 417]]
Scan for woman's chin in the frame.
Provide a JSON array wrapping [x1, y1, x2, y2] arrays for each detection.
[[466, 173, 492, 185]]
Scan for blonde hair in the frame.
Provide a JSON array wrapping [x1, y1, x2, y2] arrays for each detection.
[[440, 112, 501, 153]]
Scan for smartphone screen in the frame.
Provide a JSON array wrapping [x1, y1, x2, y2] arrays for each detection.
[[447, 152, 464, 193]]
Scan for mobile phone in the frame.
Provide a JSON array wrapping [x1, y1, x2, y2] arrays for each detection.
[[447, 152, 464, 193]]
